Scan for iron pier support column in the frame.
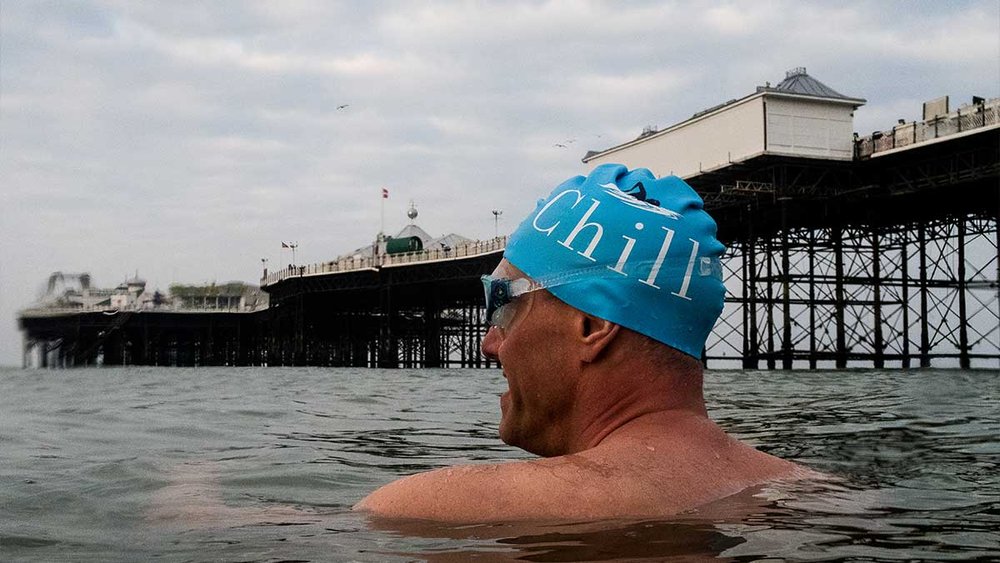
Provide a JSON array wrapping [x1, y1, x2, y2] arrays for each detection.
[[833, 225, 847, 369], [918, 222, 931, 367], [294, 293, 305, 365], [957, 218, 970, 369], [780, 199, 792, 369], [268, 303, 280, 366], [808, 229, 817, 369], [746, 235, 760, 369], [872, 228, 885, 369], [424, 288, 442, 368], [765, 235, 776, 370], [378, 272, 398, 368], [740, 239, 751, 368], [901, 230, 911, 369], [138, 320, 149, 366]]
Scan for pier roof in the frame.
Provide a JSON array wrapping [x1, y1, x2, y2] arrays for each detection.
[[395, 224, 434, 242], [754, 67, 865, 103], [767, 67, 854, 99]]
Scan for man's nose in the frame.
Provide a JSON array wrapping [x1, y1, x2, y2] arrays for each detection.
[[481, 325, 501, 359]]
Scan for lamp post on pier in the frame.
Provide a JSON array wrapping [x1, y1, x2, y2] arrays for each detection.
[[492, 209, 503, 239]]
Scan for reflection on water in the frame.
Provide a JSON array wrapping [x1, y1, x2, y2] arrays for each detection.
[[387, 519, 747, 562], [496, 522, 745, 563], [0, 367, 997, 561]]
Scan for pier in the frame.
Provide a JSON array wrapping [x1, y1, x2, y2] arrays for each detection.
[[19, 309, 262, 368], [19, 73, 999, 369], [261, 238, 505, 368]]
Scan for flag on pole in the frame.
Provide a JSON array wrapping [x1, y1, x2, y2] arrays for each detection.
[[382, 187, 389, 199]]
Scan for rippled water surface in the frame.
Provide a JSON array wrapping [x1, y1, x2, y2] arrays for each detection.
[[1, 367, 997, 561]]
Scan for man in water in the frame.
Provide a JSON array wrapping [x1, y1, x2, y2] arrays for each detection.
[[355, 164, 807, 522]]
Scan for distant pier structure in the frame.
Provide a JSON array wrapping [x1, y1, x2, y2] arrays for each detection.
[[18, 276, 269, 368], [18, 68, 999, 369], [262, 237, 504, 368]]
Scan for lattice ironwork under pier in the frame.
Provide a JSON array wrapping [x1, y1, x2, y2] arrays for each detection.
[[699, 126, 999, 369], [711, 215, 998, 369]]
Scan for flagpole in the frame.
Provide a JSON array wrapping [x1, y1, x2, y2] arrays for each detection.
[[380, 188, 386, 241]]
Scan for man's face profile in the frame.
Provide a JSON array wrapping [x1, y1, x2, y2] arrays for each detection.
[[483, 260, 578, 457]]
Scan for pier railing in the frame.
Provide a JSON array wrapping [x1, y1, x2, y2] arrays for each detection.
[[261, 236, 507, 287], [18, 304, 265, 317], [856, 97, 999, 158]]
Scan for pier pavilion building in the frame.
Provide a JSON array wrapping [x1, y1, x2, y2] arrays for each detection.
[[582, 67, 866, 177]]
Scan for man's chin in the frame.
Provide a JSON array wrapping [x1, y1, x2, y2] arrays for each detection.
[[497, 416, 519, 448], [498, 397, 530, 448], [498, 425, 515, 446]]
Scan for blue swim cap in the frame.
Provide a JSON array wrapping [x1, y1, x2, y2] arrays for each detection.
[[505, 163, 725, 358]]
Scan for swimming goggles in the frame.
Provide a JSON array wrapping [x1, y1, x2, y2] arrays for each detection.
[[480, 270, 588, 329], [481, 275, 549, 330], [481, 266, 634, 329]]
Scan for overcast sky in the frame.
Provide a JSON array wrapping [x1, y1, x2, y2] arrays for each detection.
[[2, 0, 998, 366]]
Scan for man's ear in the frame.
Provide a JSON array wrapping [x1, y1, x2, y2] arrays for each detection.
[[575, 312, 620, 363]]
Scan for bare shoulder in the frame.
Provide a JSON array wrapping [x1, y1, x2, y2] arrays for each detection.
[[353, 459, 589, 522], [353, 422, 815, 523]]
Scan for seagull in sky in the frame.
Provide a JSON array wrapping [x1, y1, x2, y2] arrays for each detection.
[[336, 104, 350, 110]]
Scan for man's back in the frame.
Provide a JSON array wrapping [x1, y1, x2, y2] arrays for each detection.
[[356, 410, 803, 522]]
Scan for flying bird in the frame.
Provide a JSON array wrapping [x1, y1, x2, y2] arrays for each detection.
[[336, 104, 350, 110]]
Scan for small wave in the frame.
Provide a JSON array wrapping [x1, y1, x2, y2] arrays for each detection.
[[0, 534, 60, 548]]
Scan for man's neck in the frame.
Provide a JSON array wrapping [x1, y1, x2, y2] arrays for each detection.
[[562, 361, 708, 454]]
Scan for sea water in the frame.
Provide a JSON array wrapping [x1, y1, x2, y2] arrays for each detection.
[[0, 366, 997, 561]]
